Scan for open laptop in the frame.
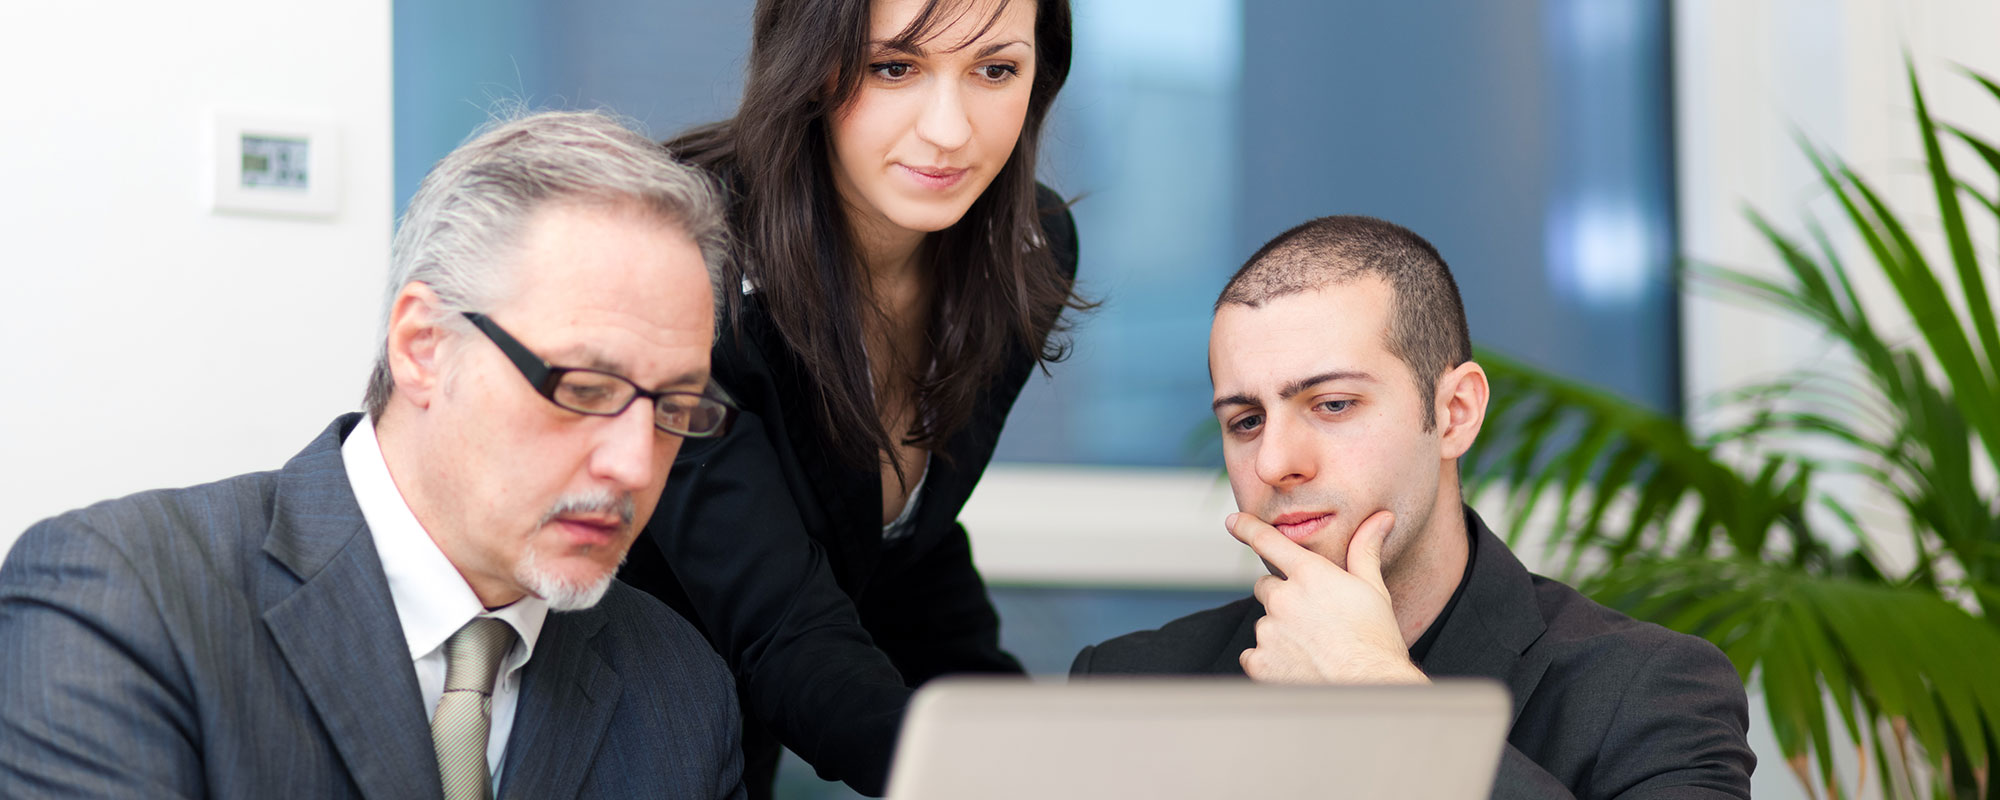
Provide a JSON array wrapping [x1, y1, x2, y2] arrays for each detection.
[[885, 677, 1510, 800]]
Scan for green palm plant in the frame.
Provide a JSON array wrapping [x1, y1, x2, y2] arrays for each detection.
[[1467, 63, 2000, 800]]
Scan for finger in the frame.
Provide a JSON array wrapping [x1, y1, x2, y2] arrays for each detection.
[[1227, 512, 1321, 577], [1251, 574, 1281, 607], [1343, 510, 1397, 595], [1238, 647, 1258, 677]]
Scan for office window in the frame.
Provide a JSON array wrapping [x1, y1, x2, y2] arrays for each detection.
[[998, 0, 1678, 471]]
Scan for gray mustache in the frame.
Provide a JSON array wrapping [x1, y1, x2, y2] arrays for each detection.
[[539, 490, 636, 528]]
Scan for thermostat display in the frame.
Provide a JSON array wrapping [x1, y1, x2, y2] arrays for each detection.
[[240, 135, 311, 190], [209, 111, 339, 218]]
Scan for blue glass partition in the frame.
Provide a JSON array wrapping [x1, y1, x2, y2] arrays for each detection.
[[997, 0, 1678, 469]]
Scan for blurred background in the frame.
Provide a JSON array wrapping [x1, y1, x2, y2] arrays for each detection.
[[5, 2, 1997, 798]]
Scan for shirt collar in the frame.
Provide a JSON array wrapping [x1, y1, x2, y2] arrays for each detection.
[[342, 415, 548, 670], [1407, 512, 1478, 666]]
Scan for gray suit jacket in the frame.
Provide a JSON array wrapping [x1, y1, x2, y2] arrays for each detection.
[[1072, 507, 1754, 800], [0, 414, 746, 800]]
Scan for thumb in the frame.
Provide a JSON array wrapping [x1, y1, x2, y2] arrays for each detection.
[[1344, 510, 1396, 593]]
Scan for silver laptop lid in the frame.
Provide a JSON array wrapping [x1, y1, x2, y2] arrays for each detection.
[[886, 677, 1510, 800]]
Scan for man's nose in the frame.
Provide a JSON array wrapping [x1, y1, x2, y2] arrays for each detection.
[[590, 398, 659, 491], [1253, 415, 1316, 489]]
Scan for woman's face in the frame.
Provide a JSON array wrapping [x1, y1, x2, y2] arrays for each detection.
[[828, 0, 1038, 243]]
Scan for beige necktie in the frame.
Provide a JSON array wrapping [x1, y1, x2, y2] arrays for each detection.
[[432, 617, 516, 800]]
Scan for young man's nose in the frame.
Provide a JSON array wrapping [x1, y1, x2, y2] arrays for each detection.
[[1253, 415, 1317, 488]]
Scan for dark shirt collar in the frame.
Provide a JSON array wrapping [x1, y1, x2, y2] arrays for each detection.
[[1407, 508, 1478, 666]]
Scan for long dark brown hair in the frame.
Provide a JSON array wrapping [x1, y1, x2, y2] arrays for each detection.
[[669, 0, 1088, 471]]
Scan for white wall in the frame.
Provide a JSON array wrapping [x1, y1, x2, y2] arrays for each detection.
[[0, 1, 393, 555]]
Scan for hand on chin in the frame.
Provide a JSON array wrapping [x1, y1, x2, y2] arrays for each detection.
[[1227, 509, 1428, 686]]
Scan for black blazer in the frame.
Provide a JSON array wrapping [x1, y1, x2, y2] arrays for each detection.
[[1072, 507, 1755, 800], [619, 190, 1079, 795]]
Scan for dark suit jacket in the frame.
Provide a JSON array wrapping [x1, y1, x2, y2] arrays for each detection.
[[1072, 507, 1755, 800], [616, 188, 1080, 795], [0, 414, 745, 800]]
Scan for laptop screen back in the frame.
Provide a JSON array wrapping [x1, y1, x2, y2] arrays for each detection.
[[885, 677, 1510, 800]]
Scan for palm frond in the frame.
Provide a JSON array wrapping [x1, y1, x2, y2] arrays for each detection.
[[1467, 350, 1817, 567], [1810, 138, 2000, 485], [1911, 66, 2000, 396], [1586, 558, 2000, 798]]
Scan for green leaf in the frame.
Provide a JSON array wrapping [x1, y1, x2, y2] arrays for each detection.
[[1588, 562, 2000, 792], [1909, 65, 2000, 381], [1837, 155, 2000, 482]]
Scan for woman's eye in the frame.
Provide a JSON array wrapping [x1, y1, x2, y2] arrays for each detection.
[[978, 64, 1019, 82], [871, 62, 914, 80]]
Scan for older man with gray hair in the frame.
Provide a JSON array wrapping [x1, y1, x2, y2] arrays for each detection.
[[1, 111, 747, 800]]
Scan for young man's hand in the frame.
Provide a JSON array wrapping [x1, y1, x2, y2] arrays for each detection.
[[1228, 510, 1428, 685]]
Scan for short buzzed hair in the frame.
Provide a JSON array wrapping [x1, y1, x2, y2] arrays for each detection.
[[1217, 215, 1472, 431]]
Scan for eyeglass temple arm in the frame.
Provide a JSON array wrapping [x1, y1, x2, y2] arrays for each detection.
[[462, 312, 560, 392]]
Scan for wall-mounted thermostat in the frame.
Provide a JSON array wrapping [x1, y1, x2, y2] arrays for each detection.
[[209, 112, 340, 218]]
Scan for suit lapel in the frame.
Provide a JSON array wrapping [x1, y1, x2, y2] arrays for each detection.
[[1420, 508, 1551, 724], [261, 415, 441, 800], [497, 607, 621, 800]]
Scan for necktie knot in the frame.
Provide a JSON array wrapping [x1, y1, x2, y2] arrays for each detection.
[[443, 617, 515, 692]]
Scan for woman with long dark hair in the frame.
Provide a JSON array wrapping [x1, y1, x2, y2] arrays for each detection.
[[615, 0, 1085, 794]]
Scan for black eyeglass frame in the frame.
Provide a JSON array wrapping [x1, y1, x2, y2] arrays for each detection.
[[461, 311, 736, 438]]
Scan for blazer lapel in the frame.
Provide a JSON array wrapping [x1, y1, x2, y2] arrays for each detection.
[[497, 607, 621, 800], [792, 427, 878, 591], [261, 415, 441, 800], [1420, 507, 1552, 724], [744, 303, 879, 592]]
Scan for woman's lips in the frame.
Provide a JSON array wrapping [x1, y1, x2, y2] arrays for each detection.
[[1271, 513, 1334, 543], [898, 163, 967, 190]]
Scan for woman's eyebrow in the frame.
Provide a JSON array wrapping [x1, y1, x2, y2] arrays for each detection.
[[869, 39, 1032, 58], [871, 39, 926, 57], [972, 40, 1031, 58]]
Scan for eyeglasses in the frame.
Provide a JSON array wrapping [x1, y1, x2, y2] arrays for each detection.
[[462, 311, 735, 438]]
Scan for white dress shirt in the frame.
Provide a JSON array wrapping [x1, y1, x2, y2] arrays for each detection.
[[343, 416, 548, 797]]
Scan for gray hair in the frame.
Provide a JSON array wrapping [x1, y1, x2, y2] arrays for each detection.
[[363, 109, 730, 419]]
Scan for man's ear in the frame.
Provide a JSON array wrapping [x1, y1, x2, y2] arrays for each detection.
[[384, 282, 452, 411], [1434, 361, 1489, 461]]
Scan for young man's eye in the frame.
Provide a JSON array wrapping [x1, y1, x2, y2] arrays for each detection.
[[1316, 399, 1353, 414], [1228, 414, 1264, 434]]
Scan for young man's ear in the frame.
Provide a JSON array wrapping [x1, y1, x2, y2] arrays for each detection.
[[383, 282, 452, 411], [1434, 361, 1489, 460]]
